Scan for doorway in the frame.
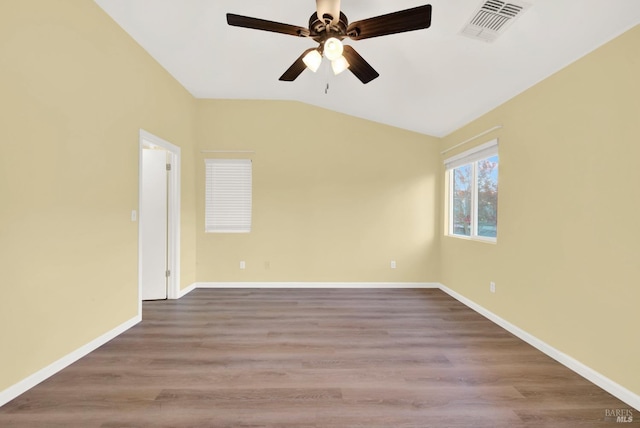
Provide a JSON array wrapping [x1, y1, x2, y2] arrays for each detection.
[[138, 130, 181, 305]]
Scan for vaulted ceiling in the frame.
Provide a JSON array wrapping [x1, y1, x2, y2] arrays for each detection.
[[94, 0, 640, 137]]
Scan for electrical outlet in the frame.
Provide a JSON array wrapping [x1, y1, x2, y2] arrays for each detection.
[[490, 281, 496, 293], [390, 260, 397, 269], [240, 261, 246, 270]]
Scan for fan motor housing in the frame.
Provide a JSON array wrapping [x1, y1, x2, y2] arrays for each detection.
[[309, 11, 349, 40]]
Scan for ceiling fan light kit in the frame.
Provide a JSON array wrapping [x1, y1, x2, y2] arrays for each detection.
[[226, 0, 432, 84], [331, 55, 350, 75], [302, 50, 323, 72], [323, 37, 344, 60]]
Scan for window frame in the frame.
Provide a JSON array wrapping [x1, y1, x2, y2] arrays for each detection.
[[445, 139, 498, 243]]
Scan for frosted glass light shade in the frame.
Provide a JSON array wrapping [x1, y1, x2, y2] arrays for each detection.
[[331, 56, 350, 75], [302, 50, 322, 72], [323, 37, 344, 61]]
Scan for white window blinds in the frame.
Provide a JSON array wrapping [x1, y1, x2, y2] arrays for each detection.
[[444, 139, 498, 170], [205, 159, 252, 233]]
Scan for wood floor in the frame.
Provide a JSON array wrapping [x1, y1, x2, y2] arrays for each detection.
[[0, 288, 635, 427]]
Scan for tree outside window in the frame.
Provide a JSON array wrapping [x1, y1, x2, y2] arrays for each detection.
[[477, 156, 498, 238], [449, 154, 498, 241], [452, 164, 472, 236]]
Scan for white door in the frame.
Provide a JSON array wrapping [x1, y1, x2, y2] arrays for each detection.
[[140, 149, 168, 300]]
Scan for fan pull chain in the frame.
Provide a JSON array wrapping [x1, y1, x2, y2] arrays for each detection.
[[325, 83, 329, 94]]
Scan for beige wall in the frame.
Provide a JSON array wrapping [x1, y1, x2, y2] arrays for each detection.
[[0, 1, 197, 391], [440, 25, 640, 395], [195, 100, 441, 283]]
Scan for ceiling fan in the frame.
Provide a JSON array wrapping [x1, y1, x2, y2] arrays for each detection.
[[226, 0, 432, 84]]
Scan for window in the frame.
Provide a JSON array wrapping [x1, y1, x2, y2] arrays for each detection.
[[205, 159, 252, 233], [445, 140, 498, 241]]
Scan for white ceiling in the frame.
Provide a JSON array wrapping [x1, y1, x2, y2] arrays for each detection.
[[94, 0, 640, 137]]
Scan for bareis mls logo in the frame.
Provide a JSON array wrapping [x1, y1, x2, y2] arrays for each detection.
[[604, 408, 634, 423]]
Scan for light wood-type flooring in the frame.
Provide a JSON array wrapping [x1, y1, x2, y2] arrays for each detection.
[[0, 288, 636, 427]]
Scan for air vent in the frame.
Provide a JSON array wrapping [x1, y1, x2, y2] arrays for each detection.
[[461, 0, 530, 42]]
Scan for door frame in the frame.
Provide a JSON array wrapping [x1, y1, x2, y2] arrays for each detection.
[[138, 129, 181, 311]]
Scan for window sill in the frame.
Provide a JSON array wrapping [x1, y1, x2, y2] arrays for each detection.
[[445, 234, 497, 244]]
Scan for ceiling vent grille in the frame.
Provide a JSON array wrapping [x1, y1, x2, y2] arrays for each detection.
[[461, 0, 530, 42]]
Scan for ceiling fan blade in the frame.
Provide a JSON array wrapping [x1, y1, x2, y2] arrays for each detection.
[[279, 48, 316, 82], [342, 45, 379, 84], [227, 13, 310, 37], [316, 0, 341, 26], [346, 4, 432, 40]]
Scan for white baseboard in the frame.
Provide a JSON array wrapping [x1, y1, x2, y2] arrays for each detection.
[[195, 282, 440, 289], [438, 283, 640, 411], [0, 314, 141, 408], [176, 282, 197, 298]]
